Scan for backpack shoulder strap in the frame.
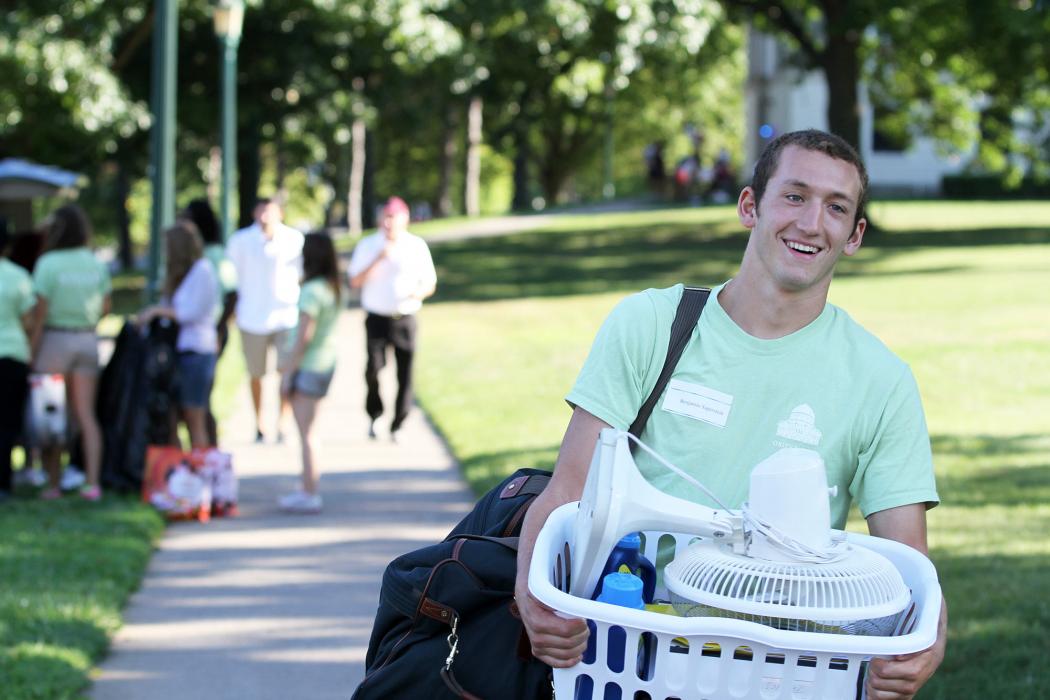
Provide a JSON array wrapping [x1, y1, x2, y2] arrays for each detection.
[[627, 286, 710, 446]]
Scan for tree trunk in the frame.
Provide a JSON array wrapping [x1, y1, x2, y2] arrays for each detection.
[[363, 129, 376, 229], [326, 137, 350, 228], [206, 146, 220, 204], [115, 160, 133, 271], [511, 124, 531, 212], [539, 160, 570, 205], [237, 123, 261, 228], [275, 137, 287, 197], [435, 103, 458, 218], [464, 94, 482, 217], [821, 17, 862, 152], [347, 115, 366, 236]]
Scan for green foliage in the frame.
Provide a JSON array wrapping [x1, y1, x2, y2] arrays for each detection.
[[720, 0, 1050, 180], [0, 3, 150, 168], [5, 1, 751, 250], [415, 202, 1050, 695]]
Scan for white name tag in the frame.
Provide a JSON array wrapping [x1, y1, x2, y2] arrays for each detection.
[[661, 379, 733, 428]]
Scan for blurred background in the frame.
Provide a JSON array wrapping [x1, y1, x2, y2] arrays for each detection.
[[3, 0, 1049, 266]]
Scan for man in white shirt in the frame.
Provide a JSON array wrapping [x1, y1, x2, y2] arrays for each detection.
[[226, 198, 304, 442], [348, 196, 436, 441]]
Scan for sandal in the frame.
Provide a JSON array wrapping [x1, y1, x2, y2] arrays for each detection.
[[39, 487, 62, 501], [80, 485, 102, 502]]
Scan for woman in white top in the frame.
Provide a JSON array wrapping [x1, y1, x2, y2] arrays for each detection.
[[139, 223, 219, 448]]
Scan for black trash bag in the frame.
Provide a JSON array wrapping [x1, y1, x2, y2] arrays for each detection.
[[96, 319, 180, 492]]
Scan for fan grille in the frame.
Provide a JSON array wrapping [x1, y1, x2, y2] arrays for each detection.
[[664, 541, 911, 636]]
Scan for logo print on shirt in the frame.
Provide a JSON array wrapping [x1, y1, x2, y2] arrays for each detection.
[[776, 404, 822, 446]]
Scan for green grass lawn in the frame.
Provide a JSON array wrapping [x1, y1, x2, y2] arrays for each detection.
[[415, 201, 1050, 698], [0, 298, 246, 699]]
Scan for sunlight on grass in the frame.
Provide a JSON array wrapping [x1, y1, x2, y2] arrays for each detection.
[[0, 497, 164, 699]]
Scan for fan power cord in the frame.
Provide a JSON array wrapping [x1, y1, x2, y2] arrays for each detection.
[[626, 432, 849, 563]]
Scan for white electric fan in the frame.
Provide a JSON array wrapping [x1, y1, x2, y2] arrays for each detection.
[[571, 429, 912, 636]]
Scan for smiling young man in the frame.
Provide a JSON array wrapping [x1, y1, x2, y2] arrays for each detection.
[[515, 130, 947, 699]]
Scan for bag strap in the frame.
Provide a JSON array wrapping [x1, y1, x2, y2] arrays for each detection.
[[627, 286, 710, 450]]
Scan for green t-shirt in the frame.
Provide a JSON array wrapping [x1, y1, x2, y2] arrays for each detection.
[[0, 258, 36, 363], [32, 248, 111, 328], [566, 283, 939, 528], [294, 278, 339, 373], [204, 243, 237, 296]]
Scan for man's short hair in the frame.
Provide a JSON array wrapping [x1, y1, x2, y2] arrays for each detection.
[[750, 129, 869, 227]]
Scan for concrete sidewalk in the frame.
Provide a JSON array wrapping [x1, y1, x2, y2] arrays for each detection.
[[91, 308, 475, 700]]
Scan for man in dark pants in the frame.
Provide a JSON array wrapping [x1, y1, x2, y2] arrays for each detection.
[[348, 197, 436, 441]]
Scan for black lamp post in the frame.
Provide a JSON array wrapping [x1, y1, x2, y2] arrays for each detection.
[[213, 0, 244, 242]]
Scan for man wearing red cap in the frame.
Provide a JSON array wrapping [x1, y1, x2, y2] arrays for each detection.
[[348, 197, 437, 441]]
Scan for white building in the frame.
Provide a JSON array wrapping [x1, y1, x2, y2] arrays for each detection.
[[744, 29, 967, 196]]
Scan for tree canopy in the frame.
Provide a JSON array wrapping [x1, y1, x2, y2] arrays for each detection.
[[1, 1, 1046, 254]]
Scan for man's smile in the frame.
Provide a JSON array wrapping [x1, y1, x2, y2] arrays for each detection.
[[784, 239, 821, 255]]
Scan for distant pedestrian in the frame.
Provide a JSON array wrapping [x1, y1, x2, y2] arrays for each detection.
[[277, 232, 341, 513], [226, 198, 304, 443], [0, 220, 36, 501], [29, 204, 111, 501], [709, 148, 737, 203], [137, 222, 219, 450], [644, 140, 666, 198], [348, 196, 436, 442]]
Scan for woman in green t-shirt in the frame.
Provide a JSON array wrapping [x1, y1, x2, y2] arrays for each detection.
[[276, 233, 340, 514], [30, 205, 111, 501], [0, 222, 37, 499]]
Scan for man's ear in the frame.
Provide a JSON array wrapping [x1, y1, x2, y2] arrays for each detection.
[[738, 187, 758, 228], [843, 217, 867, 257]]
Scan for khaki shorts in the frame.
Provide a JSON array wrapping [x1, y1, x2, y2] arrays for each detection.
[[239, 328, 290, 379], [33, 328, 99, 374]]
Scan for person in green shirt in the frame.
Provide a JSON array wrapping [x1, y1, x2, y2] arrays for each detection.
[[277, 232, 340, 513], [514, 130, 947, 699], [0, 221, 37, 500], [30, 204, 111, 501]]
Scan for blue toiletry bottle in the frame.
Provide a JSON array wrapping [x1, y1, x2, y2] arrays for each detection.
[[591, 533, 657, 605], [576, 572, 653, 700]]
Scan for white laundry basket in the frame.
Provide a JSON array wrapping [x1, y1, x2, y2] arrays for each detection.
[[529, 503, 942, 700]]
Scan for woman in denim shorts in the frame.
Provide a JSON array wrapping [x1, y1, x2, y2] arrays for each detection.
[[277, 233, 340, 513], [139, 223, 218, 448]]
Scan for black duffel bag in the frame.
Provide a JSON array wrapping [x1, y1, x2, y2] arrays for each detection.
[[352, 289, 712, 699], [352, 469, 552, 700]]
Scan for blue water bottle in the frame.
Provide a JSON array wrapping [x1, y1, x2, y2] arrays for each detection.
[[591, 533, 657, 605], [576, 573, 652, 700]]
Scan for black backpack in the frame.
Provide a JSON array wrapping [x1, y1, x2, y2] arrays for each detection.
[[352, 288, 709, 699], [352, 469, 553, 700]]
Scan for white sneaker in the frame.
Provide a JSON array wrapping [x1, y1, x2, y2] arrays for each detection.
[[61, 466, 86, 491], [278, 491, 322, 513], [15, 467, 47, 488]]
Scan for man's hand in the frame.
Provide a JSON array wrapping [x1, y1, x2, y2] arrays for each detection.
[[866, 633, 945, 699], [514, 408, 609, 668], [515, 580, 589, 667]]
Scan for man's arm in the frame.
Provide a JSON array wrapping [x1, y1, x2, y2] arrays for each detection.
[[514, 407, 609, 667], [865, 504, 948, 700]]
